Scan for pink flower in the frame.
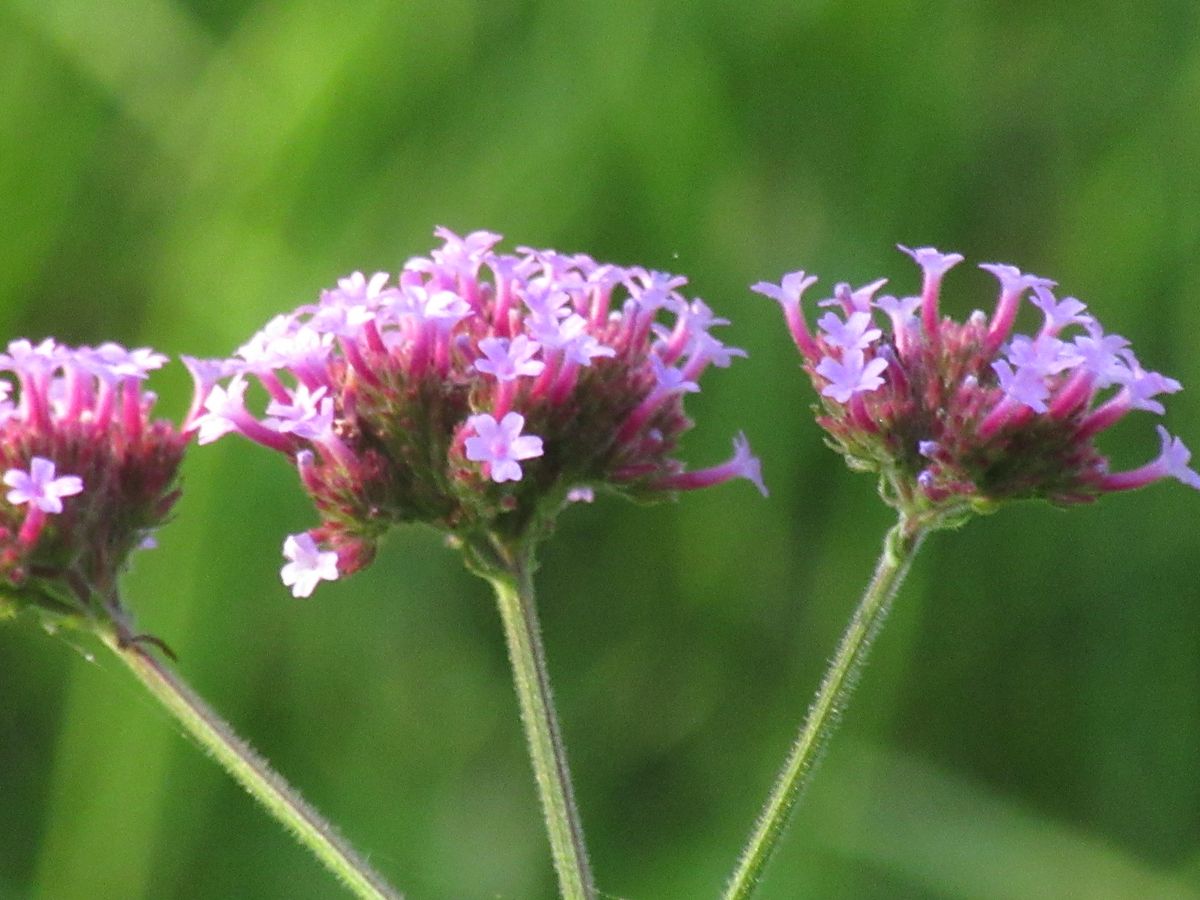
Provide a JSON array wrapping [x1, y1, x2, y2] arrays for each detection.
[[192, 229, 764, 596], [464, 412, 544, 483], [4, 457, 83, 514], [0, 338, 194, 629], [761, 248, 1198, 511]]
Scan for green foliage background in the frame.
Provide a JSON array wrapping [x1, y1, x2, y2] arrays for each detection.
[[2, 1, 1199, 897]]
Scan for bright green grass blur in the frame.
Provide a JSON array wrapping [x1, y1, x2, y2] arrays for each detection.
[[2, 2, 1199, 898]]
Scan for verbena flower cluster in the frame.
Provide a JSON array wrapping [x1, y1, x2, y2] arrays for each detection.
[[756, 246, 1200, 515], [189, 228, 765, 596], [0, 339, 189, 633]]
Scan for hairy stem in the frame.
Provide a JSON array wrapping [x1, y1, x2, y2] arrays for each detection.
[[101, 631, 401, 900], [722, 516, 927, 899], [485, 548, 595, 900]]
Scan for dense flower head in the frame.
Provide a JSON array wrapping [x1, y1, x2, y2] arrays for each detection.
[[0, 338, 190, 629], [189, 228, 764, 595], [756, 247, 1199, 516]]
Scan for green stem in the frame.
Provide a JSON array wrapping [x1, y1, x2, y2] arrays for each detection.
[[485, 548, 595, 900], [722, 515, 928, 900], [100, 631, 402, 900]]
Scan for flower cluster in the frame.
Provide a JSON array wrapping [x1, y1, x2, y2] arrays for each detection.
[[756, 247, 1200, 516], [0, 339, 190, 632], [190, 228, 765, 596]]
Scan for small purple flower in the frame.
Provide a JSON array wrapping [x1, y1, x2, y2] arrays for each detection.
[[817, 280, 889, 314], [979, 263, 1056, 355], [431, 226, 502, 277], [1156, 427, 1200, 489], [1070, 325, 1130, 388], [991, 359, 1052, 413], [281, 533, 340, 598], [474, 336, 546, 382], [464, 412, 544, 483], [649, 356, 699, 394], [653, 433, 768, 498], [899, 246, 965, 279], [751, 271, 821, 359], [899, 245, 964, 336], [1099, 426, 1200, 492], [0, 338, 61, 375], [265, 385, 335, 440], [815, 350, 889, 403], [4, 457, 83, 514], [817, 311, 882, 353], [80, 343, 169, 383], [323, 271, 391, 307], [193, 377, 249, 445], [1030, 285, 1089, 336]]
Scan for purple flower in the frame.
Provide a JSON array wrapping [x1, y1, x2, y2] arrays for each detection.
[[817, 280, 889, 314], [991, 359, 1052, 413], [80, 343, 169, 382], [649, 356, 699, 394], [464, 412, 544, 483], [322, 271, 391, 307], [815, 350, 889, 403], [265, 385, 335, 441], [193, 229, 762, 594], [752, 271, 821, 358], [1030, 285, 1089, 336], [979, 264, 1056, 355], [474, 336, 545, 382], [898, 245, 964, 335], [816, 311, 882, 353], [1069, 326, 1130, 388], [1099, 426, 1200, 492], [764, 247, 1198, 509], [653, 433, 768, 498], [281, 533, 340, 598], [0, 339, 195, 629], [899, 246, 965, 279], [4, 457, 83, 514]]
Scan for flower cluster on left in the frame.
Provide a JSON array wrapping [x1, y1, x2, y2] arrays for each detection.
[[0, 338, 193, 640]]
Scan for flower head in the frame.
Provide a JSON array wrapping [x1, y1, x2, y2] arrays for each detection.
[[0, 338, 193, 630], [760, 248, 1198, 517], [192, 228, 763, 594]]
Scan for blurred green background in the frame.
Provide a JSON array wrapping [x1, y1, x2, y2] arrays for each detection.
[[2, 1, 1199, 897]]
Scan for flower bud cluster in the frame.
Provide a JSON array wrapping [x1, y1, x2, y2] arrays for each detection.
[[757, 247, 1200, 516], [0, 339, 189, 629], [190, 228, 765, 596]]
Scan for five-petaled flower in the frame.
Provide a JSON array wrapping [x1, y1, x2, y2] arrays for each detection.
[[464, 412, 545, 483], [280, 533, 340, 599], [4, 457, 83, 514]]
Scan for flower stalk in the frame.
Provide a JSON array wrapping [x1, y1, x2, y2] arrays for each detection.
[[101, 628, 401, 900], [478, 541, 595, 900], [722, 516, 927, 900]]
